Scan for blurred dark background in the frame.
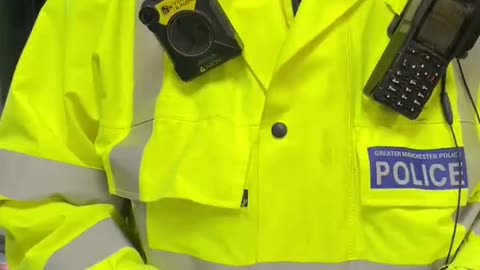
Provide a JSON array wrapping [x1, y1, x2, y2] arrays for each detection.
[[0, 0, 46, 108]]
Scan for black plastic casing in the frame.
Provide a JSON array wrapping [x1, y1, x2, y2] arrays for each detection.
[[140, 0, 243, 82], [364, 0, 480, 120]]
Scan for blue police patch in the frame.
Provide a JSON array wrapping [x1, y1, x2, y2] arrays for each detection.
[[368, 147, 468, 190]]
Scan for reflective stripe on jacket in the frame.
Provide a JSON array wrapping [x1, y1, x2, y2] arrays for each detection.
[[1, 0, 480, 269]]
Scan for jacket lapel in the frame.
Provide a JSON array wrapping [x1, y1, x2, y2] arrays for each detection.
[[384, 0, 408, 14], [274, 0, 362, 73], [220, 0, 289, 89]]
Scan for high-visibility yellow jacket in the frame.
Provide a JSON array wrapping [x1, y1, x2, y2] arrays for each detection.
[[1, 0, 480, 269]]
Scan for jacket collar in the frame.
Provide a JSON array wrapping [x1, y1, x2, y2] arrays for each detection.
[[223, 0, 361, 89], [222, 1, 289, 89], [220, 0, 361, 89], [384, 0, 408, 15], [274, 0, 362, 74]]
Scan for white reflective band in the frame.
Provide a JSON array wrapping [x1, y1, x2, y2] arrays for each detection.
[[0, 150, 122, 206], [147, 250, 444, 270], [473, 219, 480, 236], [109, 0, 163, 200], [110, 122, 152, 200], [131, 0, 164, 125], [45, 218, 133, 270], [457, 203, 480, 235]]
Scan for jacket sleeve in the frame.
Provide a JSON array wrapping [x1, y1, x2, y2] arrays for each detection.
[[448, 40, 480, 269], [448, 203, 480, 270], [0, 0, 156, 269]]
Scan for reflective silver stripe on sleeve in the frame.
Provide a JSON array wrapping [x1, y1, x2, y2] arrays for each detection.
[[109, 0, 163, 200], [457, 203, 480, 236], [110, 122, 153, 200], [0, 150, 122, 206], [45, 218, 134, 270], [147, 250, 444, 270], [473, 218, 480, 236]]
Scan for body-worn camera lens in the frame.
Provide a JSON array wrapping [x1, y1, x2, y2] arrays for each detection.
[[168, 12, 213, 56], [139, 0, 243, 81]]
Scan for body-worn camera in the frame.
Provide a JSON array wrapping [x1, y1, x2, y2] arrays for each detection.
[[139, 0, 243, 82], [364, 0, 480, 120]]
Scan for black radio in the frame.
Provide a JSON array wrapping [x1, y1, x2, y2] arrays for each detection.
[[139, 0, 243, 82], [364, 0, 480, 120]]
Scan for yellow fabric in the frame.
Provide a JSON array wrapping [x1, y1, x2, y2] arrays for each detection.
[[0, 0, 145, 269], [0, 0, 479, 270], [384, 0, 408, 15], [449, 230, 480, 270], [133, 0, 480, 267], [0, 201, 117, 269]]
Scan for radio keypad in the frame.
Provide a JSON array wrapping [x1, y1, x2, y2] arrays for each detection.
[[376, 46, 446, 119]]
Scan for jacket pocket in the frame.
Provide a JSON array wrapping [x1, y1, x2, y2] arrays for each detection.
[[353, 122, 480, 265], [355, 122, 471, 208], [107, 117, 257, 209]]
